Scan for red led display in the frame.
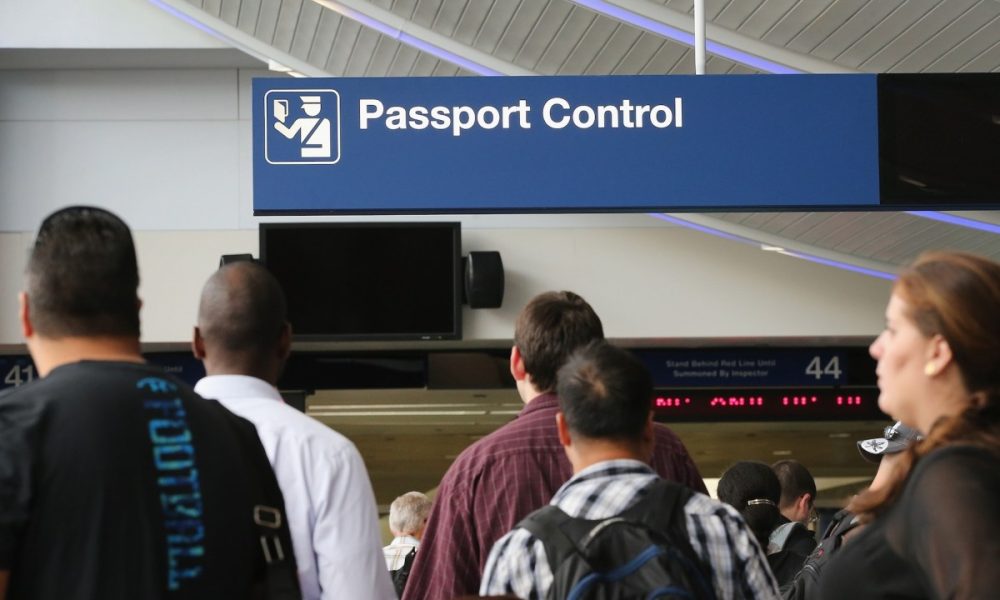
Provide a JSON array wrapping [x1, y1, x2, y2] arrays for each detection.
[[652, 387, 883, 422]]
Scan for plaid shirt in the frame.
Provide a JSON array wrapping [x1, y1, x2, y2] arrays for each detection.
[[481, 459, 780, 600]]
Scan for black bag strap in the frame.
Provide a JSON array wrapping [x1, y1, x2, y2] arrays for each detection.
[[516, 479, 700, 578], [240, 420, 302, 599], [518, 504, 581, 569]]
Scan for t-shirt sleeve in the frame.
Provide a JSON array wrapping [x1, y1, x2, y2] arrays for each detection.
[[888, 446, 1000, 599], [0, 394, 45, 568]]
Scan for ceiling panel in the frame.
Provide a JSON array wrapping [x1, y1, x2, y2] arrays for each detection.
[[305, 10, 342, 65], [236, 0, 262, 34], [838, 1, 936, 69], [253, 0, 282, 44], [587, 25, 644, 74], [862, 0, 981, 71], [761, 0, 840, 48], [271, 0, 304, 53], [714, 0, 768, 31], [894, 1, 1000, 72], [811, 0, 905, 61], [494, 1, 551, 63], [739, 0, 804, 39], [220, 0, 241, 24], [288, 1, 324, 59]]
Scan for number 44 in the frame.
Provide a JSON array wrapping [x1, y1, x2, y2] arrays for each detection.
[[806, 356, 841, 380]]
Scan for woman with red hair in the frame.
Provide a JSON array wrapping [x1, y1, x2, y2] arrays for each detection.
[[819, 251, 1000, 599]]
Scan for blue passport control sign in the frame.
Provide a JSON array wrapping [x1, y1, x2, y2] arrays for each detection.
[[252, 74, 880, 214]]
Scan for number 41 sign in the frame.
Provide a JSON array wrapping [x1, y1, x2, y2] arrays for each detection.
[[1, 357, 36, 389]]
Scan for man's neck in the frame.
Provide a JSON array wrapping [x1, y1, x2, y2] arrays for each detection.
[[203, 360, 279, 387], [569, 441, 647, 475], [29, 335, 143, 377], [517, 378, 547, 405]]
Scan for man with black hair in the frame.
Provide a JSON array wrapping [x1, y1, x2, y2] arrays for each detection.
[[404, 291, 706, 600], [480, 341, 779, 599], [772, 460, 817, 527], [192, 261, 394, 600], [770, 460, 818, 557], [0, 206, 299, 600]]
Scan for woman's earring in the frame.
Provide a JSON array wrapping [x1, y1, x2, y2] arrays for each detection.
[[924, 362, 937, 376]]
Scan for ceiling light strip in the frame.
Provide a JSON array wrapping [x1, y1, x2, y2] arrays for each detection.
[[906, 211, 1000, 235], [569, 0, 856, 74], [649, 213, 896, 280]]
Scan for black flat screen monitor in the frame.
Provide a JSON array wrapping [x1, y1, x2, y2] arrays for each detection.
[[260, 222, 462, 341]]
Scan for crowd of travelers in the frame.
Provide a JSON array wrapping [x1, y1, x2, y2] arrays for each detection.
[[0, 206, 997, 600]]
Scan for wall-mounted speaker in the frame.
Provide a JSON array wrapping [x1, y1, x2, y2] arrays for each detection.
[[219, 254, 256, 268], [463, 251, 504, 309]]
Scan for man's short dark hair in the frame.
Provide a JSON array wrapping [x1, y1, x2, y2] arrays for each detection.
[[556, 341, 653, 442], [771, 459, 817, 508], [26, 206, 140, 338], [198, 261, 288, 359], [513, 291, 604, 392]]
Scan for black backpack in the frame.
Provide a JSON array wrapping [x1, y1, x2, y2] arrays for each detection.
[[781, 509, 861, 600], [390, 547, 416, 598], [516, 479, 716, 600]]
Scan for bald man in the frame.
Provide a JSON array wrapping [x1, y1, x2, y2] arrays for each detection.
[[192, 261, 394, 600]]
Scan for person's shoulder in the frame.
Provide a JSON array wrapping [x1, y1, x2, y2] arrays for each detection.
[[923, 443, 998, 465], [910, 443, 1000, 489], [0, 378, 50, 424], [914, 444, 1000, 478], [652, 423, 687, 445], [446, 411, 556, 474]]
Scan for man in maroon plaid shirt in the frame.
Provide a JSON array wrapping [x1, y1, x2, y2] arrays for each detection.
[[402, 291, 707, 600]]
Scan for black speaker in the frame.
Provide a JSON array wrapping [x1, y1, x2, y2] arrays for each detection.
[[463, 251, 504, 309], [219, 254, 256, 268]]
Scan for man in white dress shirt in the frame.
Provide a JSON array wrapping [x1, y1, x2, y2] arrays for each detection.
[[192, 261, 395, 600]]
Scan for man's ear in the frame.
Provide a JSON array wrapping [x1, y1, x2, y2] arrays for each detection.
[[19, 292, 33, 339], [797, 493, 813, 519], [638, 412, 655, 460], [555, 411, 572, 448], [277, 322, 292, 361], [191, 326, 206, 360], [510, 346, 528, 382]]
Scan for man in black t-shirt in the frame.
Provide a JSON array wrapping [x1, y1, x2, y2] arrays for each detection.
[[0, 206, 300, 600]]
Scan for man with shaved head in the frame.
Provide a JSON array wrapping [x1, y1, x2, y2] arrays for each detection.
[[192, 261, 394, 600]]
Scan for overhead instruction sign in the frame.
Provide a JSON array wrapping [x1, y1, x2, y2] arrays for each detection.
[[252, 73, 998, 214]]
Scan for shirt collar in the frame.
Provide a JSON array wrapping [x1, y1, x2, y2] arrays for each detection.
[[554, 458, 655, 499], [519, 392, 559, 417], [194, 374, 284, 403], [390, 535, 421, 547]]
